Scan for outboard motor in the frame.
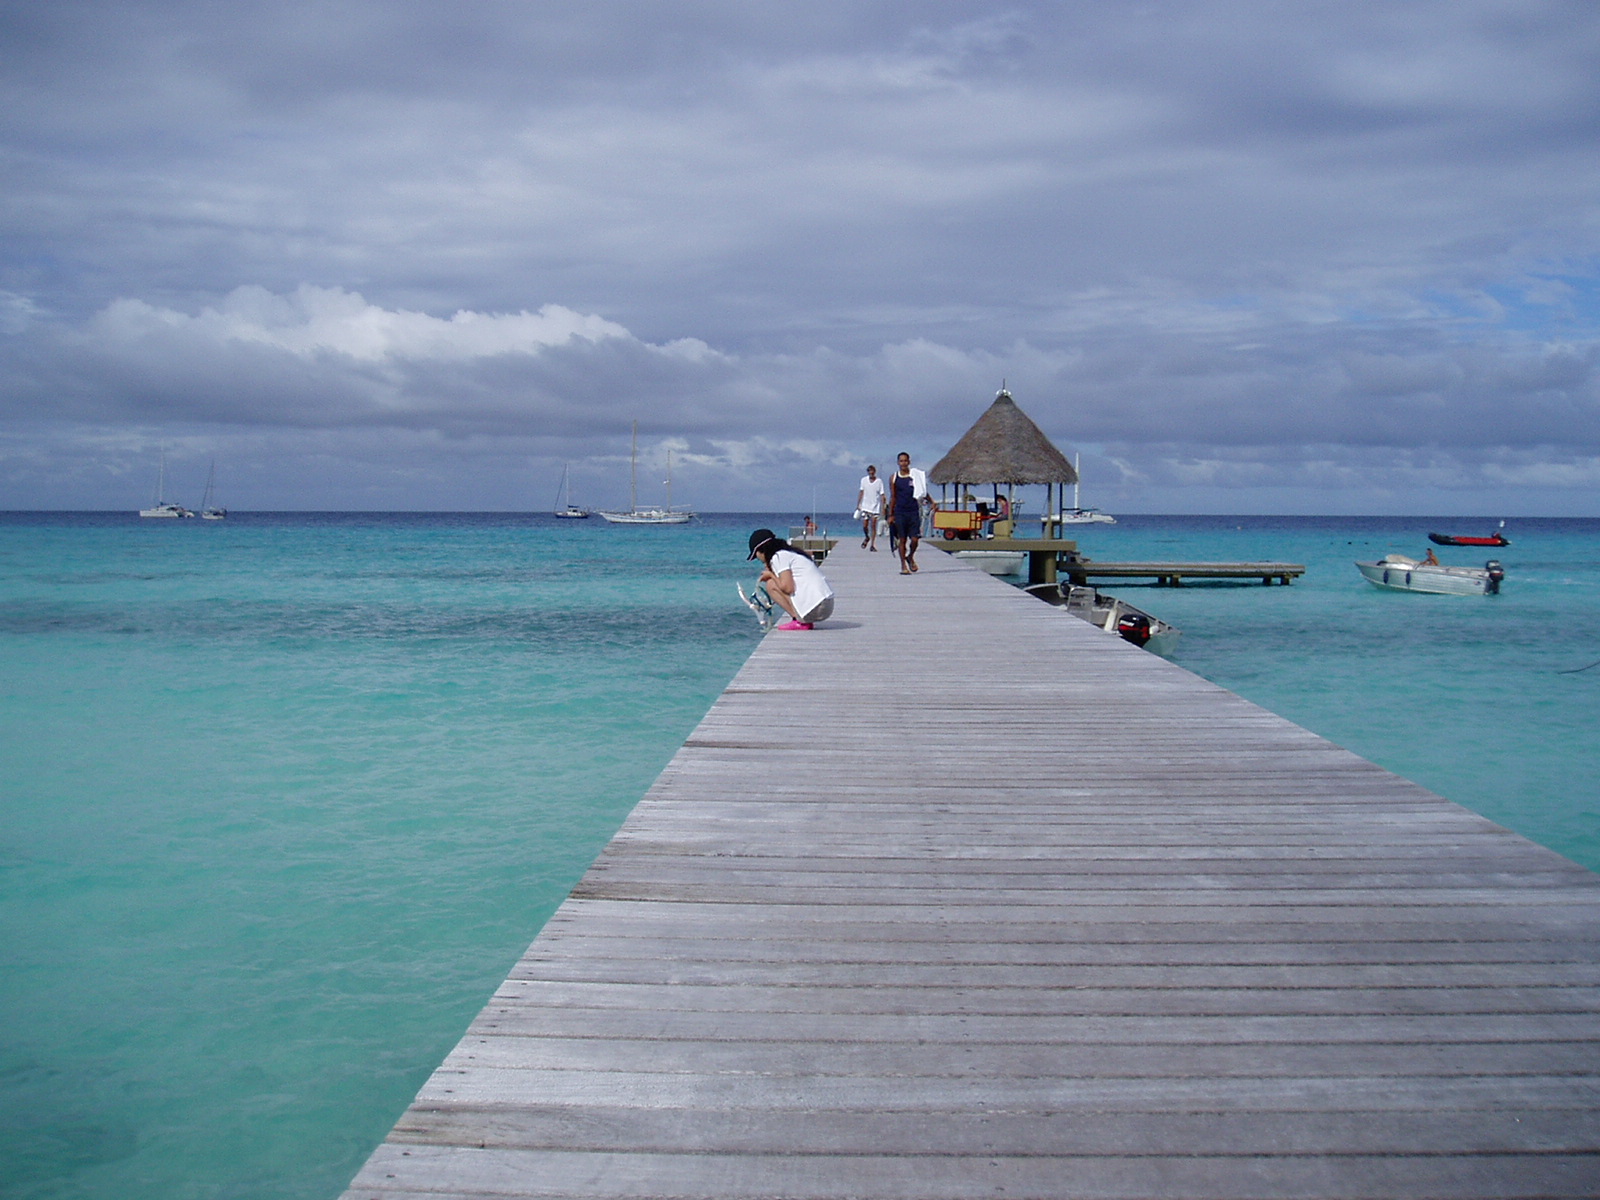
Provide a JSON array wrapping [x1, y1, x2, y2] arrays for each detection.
[[1484, 559, 1505, 594], [1116, 612, 1153, 647]]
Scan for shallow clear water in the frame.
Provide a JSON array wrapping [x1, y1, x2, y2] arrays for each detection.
[[1, 511, 1596, 1199], [0, 513, 764, 1200]]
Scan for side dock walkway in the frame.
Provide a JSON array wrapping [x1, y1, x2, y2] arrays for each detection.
[[345, 543, 1600, 1199]]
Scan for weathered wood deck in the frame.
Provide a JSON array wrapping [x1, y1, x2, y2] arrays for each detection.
[[343, 542, 1600, 1200]]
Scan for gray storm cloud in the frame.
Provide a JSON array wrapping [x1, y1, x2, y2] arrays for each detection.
[[2, 1, 1598, 511]]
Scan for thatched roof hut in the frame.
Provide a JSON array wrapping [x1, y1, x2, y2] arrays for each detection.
[[929, 388, 1077, 486]]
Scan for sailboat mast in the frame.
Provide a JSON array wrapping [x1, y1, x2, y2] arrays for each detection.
[[666, 449, 673, 512], [629, 422, 638, 512], [1073, 453, 1081, 511]]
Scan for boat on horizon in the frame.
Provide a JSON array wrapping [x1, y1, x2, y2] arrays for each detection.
[[1429, 520, 1509, 547], [1048, 454, 1116, 527], [553, 463, 591, 519], [199, 459, 226, 520], [139, 450, 194, 518], [597, 424, 695, 524], [1356, 554, 1504, 596]]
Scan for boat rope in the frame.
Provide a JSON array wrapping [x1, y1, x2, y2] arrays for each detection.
[[1557, 659, 1600, 675]]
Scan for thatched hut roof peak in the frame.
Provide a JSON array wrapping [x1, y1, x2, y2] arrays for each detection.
[[929, 388, 1077, 485]]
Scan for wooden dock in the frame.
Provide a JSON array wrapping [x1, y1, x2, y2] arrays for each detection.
[[938, 538, 1303, 586], [343, 543, 1600, 1200], [1063, 559, 1305, 587]]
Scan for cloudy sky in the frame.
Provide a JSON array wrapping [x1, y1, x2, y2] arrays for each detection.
[[3, 0, 1598, 513]]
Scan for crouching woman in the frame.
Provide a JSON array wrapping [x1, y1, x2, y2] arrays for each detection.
[[747, 528, 834, 630]]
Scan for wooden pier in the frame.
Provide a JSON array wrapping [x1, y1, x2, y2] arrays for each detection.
[[343, 543, 1600, 1200], [937, 537, 1303, 586], [1063, 559, 1305, 587]]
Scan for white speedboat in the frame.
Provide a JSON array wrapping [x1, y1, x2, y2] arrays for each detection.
[[597, 424, 695, 524], [1356, 555, 1504, 595], [1024, 582, 1180, 655], [139, 451, 194, 518]]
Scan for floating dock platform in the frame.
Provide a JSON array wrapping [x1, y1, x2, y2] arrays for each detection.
[[1063, 559, 1305, 586], [343, 542, 1600, 1200], [931, 537, 1303, 586]]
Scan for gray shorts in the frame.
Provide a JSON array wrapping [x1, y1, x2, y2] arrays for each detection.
[[799, 595, 835, 624]]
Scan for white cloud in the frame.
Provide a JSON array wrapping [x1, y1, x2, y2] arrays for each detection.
[[92, 286, 630, 363]]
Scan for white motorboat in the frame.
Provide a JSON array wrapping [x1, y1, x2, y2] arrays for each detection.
[[598, 424, 695, 524], [1024, 582, 1180, 655], [553, 463, 591, 519], [1356, 554, 1504, 596], [139, 451, 194, 518]]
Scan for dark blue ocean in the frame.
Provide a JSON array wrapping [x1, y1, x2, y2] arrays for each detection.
[[2, 511, 1596, 1199]]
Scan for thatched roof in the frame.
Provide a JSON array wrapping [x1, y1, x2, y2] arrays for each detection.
[[929, 389, 1078, 485]]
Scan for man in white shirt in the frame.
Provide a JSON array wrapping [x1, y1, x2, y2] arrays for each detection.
[[856, 465, 886, 551]]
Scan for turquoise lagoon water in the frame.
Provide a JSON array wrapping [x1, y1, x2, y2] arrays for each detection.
[[1, 511, 1597, 1200]]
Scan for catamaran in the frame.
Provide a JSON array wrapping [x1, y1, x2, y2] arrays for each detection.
[[597, 423, 694, 524], [139, 450, 194, 518], [1052, 453, 1116, 525]]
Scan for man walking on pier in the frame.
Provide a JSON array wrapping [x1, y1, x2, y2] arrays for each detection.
[[856, 464, 886, 551], [889, 451, 933, 574]]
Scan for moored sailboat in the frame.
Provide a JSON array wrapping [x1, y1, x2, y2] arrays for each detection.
[[139, 450, 194, 518], [597, 424, 694, 524], [1051, 453, 1116, 526], [553, 463, 591, 519], [199, 459, 226, 520]]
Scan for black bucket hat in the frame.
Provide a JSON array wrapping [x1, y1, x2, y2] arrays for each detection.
[[747, 528, 780, 560]]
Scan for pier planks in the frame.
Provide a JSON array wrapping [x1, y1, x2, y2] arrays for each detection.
[[343, 542, 1600, 1200]]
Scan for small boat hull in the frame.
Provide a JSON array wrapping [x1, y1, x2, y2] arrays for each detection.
[[1428, 532, 1509, 547], [1050, 509, 1117, 526], [951, 550, 1025, 575], [1356, 557, 1503, 595], [1025, 583, 1181, 655], [597, 509, 693, 524]]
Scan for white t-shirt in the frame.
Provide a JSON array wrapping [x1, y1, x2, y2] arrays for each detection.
[[857, 475, 886, 517], [770, 548, 833, 619]]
